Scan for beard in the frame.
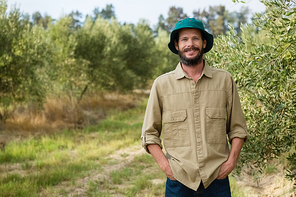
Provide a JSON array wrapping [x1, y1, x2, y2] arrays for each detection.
[[178, 47, 204, 67]]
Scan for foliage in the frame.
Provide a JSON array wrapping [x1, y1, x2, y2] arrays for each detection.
[[91, 4, 116, 21], [166, 7, 189, 32], [75, 17, 156, 96], [0, 1, 50, 112], [154, 5, 251, 36], [0, 0, 159, 112], [32, 11, 52, 28], [1, 0, 295, 186], [206, 0, 296, 183], [0, 0, 258, 115], [100, 4, 116, 20], [153, 28, 180, 77], [193, 5, 250, 36], [45, 16, 89, 99], [68, 10, 83, 29]]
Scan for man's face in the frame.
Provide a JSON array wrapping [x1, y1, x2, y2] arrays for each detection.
[[174, 28, 207, 66]]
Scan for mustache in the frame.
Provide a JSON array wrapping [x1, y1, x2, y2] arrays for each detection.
[[183, 47, 200, 52]]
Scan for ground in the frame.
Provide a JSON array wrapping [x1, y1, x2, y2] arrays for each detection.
[[46, 145, 296, 196]]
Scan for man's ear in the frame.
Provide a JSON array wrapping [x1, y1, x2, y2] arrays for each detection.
[[203, 39, 207, 49], [174, 40, 179, 51]]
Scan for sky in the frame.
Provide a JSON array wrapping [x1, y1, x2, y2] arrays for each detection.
[[6, 0, 266, 26]]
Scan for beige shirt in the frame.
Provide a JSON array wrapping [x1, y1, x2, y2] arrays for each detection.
[[141, 62, 249, 190]]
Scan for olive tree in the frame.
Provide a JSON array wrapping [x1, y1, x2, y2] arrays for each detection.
[[207, 0, 296, 183], [0, 1, 51, 116]]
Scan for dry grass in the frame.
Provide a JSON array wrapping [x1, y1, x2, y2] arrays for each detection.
[[234, 163, 296, 197], [0, 96, 147, 196], [0, 92, 295, 196], [0, 92, 142, 143]]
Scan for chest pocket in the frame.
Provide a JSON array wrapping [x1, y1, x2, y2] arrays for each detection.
[[206, 108, 227, 144], [163, 110, 190, 148]]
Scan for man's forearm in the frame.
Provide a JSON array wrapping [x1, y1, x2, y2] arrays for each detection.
[[147, 144, 169, 170], [147, 144, 175, 180], [217, 137, 244, 179], [228, 137, 244, 165]]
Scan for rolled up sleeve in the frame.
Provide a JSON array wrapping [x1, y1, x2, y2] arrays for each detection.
[[141, 79, 163, 153], [227, 76, 249, 142]]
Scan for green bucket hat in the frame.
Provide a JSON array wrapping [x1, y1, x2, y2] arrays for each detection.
[[168, 18, 214, 54]]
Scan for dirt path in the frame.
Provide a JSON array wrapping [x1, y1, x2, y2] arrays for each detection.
[[38, 144, 295, 197], [1, 137, 295, 197], [42, 145, 146, 197], [46, 145, 295, 197], [234, 168, 295, 197]]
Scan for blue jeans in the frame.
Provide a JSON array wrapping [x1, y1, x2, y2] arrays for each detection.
[[165, 176, 231, 197]]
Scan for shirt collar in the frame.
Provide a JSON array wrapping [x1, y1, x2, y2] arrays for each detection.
[[175, 61, 213, 80], [175, 62, 186, 79], [203, 61, 213, 78]]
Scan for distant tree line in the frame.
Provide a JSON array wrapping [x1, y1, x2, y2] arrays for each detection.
[[154, 5, 252, 36], [24, 3, 252, 36], [0, 1, 253, 111], [0, 1, 178, 113]]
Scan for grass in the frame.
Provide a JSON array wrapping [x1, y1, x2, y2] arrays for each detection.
[[229, 176, 246, 197], [0, 96, 146, 196], [2, 92, 138, 133], [1, 94, 293, 196], [0, 95, 250, 196], [87, 153, 167, 197], [265, 164, 277, 174]]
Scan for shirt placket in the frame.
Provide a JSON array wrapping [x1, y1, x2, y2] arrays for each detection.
[[191, 77, 207, 183]]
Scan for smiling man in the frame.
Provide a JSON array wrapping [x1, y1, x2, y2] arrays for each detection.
[[176, 28, 205, 66], [141, 18, 249, 196]]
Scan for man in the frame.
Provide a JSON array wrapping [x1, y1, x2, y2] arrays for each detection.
[[141, 18, 249, 196]]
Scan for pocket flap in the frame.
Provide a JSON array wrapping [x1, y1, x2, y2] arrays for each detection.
[[163, 110, 187, 123], [206, 108, 226, 119]]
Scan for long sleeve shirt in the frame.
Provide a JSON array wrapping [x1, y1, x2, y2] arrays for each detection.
[[141, 62, 249, 190]]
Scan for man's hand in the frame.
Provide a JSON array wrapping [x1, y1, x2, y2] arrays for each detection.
[[163, 162, 176, 180], [217, 159, 236, 179], [217, 137, 244, 179], [147, 144, 176, 180]]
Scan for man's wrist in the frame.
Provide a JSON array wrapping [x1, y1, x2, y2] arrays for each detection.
[[160, 159, 170, 171]]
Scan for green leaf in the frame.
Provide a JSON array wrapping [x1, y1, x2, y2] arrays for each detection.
[[283, 43, 291, 49], [286, 11, 295, 16]]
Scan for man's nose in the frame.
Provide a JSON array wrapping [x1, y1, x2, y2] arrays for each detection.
[[187, 39, 194, 46]]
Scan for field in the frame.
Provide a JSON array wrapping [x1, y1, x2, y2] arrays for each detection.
[[1, 0, 296, 196], [0, 93, 295, 197]]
